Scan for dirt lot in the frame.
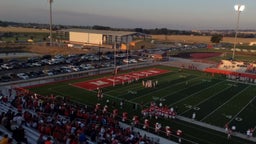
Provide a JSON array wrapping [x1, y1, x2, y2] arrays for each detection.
[[0, 26, 49, 33], [0, 44, 89, 56], [27, 45, 90, 55], [152, 35, 256, 44]]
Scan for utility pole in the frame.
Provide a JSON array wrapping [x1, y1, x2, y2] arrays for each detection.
[[49, 0, 53, 46]]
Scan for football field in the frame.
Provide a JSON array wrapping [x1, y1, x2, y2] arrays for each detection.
[[28, 65, 256, 144]]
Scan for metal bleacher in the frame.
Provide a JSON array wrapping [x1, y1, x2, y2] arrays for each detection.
[[0, 101, 40, 144], [0, 100, 98, 144]]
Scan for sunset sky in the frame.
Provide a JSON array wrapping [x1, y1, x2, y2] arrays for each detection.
[[0, 0, 255, 30]]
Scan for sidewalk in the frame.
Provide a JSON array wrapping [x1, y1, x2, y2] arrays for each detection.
[[119, 122, 178, 144], [0, 52, 40, 59]]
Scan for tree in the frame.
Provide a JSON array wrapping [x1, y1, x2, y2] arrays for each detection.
[[134, 28, 143, 33], [211, 34, 223, 43]]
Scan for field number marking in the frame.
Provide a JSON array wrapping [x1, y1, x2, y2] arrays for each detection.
[[184, 104, 200, 111], [224, 114, 243, 122]]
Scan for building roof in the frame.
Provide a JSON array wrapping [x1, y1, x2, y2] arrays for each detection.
[[62, 29, 138, 37]]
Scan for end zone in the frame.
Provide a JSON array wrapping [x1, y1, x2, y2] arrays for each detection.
[[72, 68, 169, 91]]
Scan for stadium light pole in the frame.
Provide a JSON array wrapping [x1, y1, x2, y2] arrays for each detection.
[[98, 42, 101, 74], [49, 0, 53, 47], [114, 42, 117, 71], [232, 4, 245, 60], [126, 43, 129, 67], [113, 42, 117, 86]]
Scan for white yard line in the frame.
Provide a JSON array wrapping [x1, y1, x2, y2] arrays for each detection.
[[168, 81, 224, 107], [228, 93, 256, 124], [179, 86, 232, 115], [200, 85, 250, 121]]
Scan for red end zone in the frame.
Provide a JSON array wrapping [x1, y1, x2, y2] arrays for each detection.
[[72, 68, 169, 91]]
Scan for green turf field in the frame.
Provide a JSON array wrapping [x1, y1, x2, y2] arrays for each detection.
[[28, 66, 256, 144]]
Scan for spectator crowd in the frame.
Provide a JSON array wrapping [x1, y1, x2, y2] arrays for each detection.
[[0, 88, 163, 144]]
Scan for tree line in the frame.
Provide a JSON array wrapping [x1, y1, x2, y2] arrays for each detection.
[[1, 20, 256, 38]]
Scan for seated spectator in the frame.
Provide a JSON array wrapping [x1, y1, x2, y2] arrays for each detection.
[[8, 88, 158, 144], [44, 137, 52, 144], [78, 132, 87, 143], [12, 125, 27, 144], [0, 134, 8, 144], [36, 134, 44, 144]]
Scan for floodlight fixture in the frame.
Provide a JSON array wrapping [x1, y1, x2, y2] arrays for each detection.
[[234, 5, 245, 12]]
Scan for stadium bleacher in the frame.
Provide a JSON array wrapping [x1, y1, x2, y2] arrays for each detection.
[[1, 87, 176, 144], [218, 60, 248, 73]]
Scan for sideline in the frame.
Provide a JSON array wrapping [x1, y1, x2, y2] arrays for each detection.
[[177, 115, 256, 142], [119, 122, 178, 144]]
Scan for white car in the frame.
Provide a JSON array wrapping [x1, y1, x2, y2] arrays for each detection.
[[138, 58, 147, 62], [123, 59, 129, 63], [17, 73, 29, 80], [130, 59, 138, 63], [32, 62, 42, 67], [1, 63, 14, 70], [80, 64, 94, 70]]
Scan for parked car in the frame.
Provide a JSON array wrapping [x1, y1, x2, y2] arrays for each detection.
[[122, 59, 129, 64], [1, 63, 14, 70], [17, 73, 29, 80], [1, 75, 12, 82], [130, 59, 138, 63], [41, 55, 52, 60], [31, 62, 42, 67], [43, 70, 54, 76], [0, 58, 4, 64]]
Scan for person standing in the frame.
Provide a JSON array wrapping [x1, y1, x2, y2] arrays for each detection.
[[143, 119, 149, 130], [192, 112, 196, 120], [165, 126, 171, 137]]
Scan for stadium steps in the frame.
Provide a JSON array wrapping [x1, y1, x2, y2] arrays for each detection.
[[0, 102, 15, 113], [22, 125, 40, 143]]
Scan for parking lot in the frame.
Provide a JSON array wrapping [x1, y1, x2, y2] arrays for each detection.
[[0, 51, 152, 82], [0, 42, 207, 82]]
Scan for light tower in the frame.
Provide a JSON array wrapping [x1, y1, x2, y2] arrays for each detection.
[[49, 0, 53, 46], [232, 4, 245, 60]]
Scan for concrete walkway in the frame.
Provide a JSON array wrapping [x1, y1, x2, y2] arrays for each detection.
[[176, 116, 256, 142], [0, 52, 40, 59], [119, 122, 178, 144]]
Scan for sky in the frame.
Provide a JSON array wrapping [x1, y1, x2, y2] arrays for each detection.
[[0, 0, 255, 30]]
